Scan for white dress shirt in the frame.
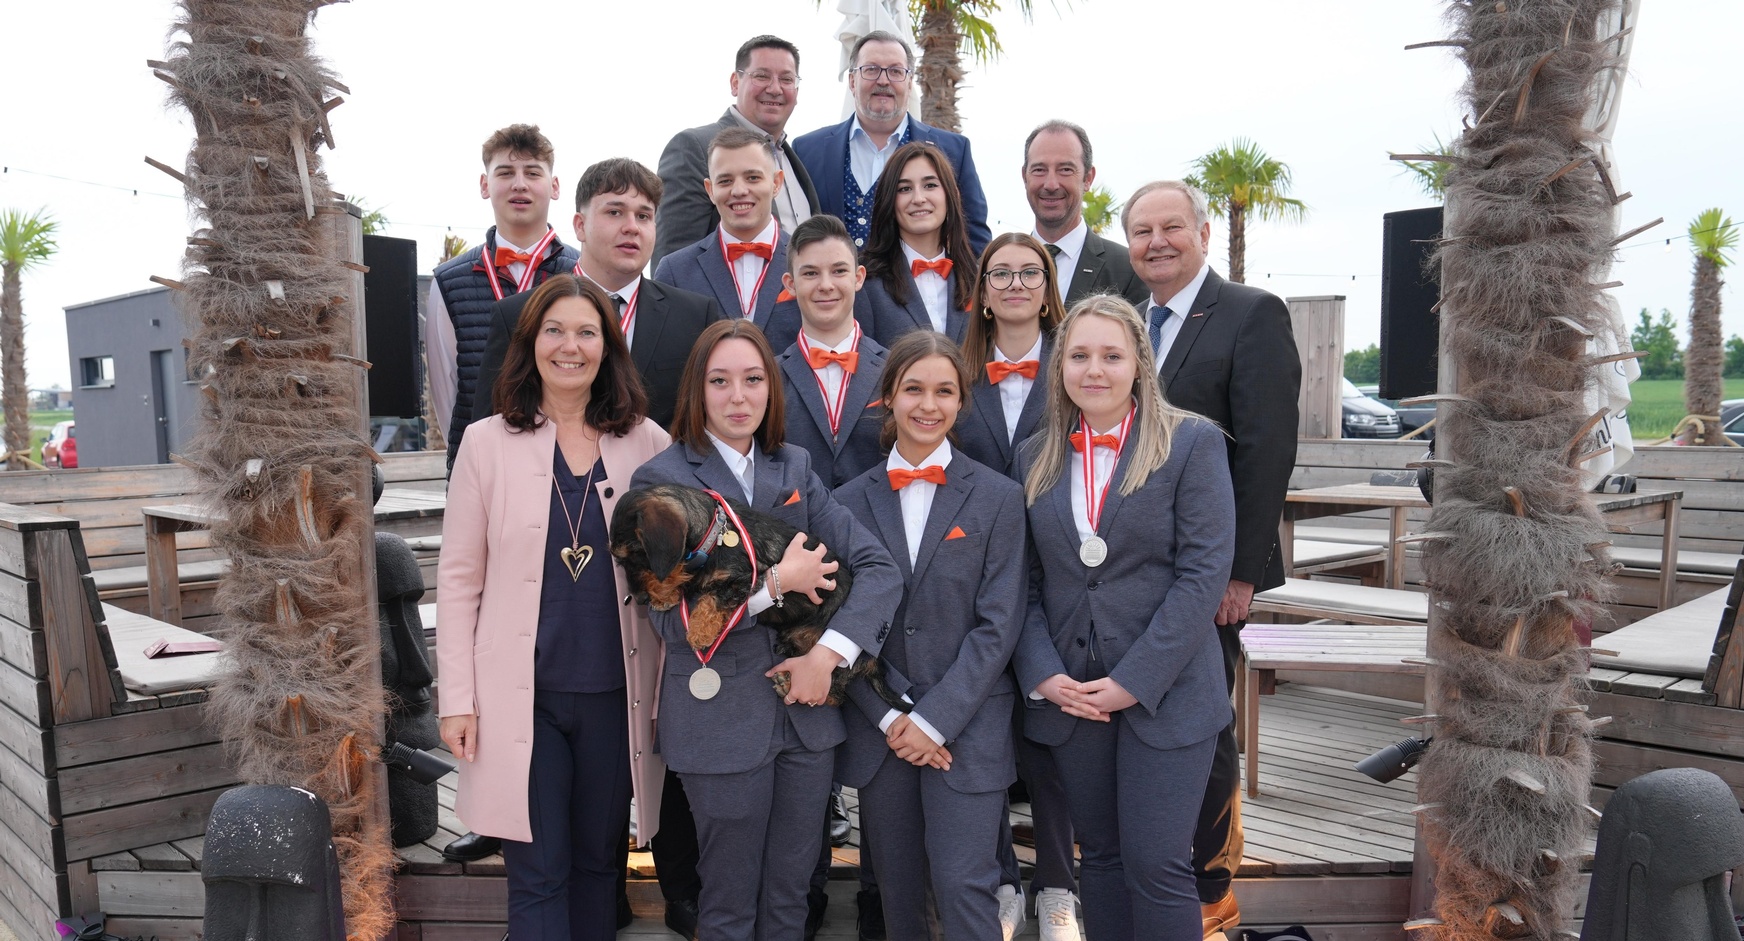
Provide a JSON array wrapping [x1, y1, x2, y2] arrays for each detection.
[[424, 231, 540, 435], [803, 328, 860, 426], [991, 334, 1043, 444], [579, 268, 642, 349], [900, 242, 951, 333], [1151, 262, 1212, 367], [876, 442, 952, 745], [1035, 220, 1089, 300], [1069, 416, 1126, 544], [723, 217, 778, 317], [728, 106, 813, 233], [849, 115, 911, 192]]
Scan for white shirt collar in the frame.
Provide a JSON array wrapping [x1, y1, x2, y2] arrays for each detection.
[[900, 241, 946, 264], [804, 328, 858, 355], [492, 229, 539, 255], [887, 439, 954, 473], [1035, 219, 1089, 259], [728, 105, 785, 145], [576, 266, 641, 301], [706, 430, 755, 481], [850, 114, 911, 150], [1153, 262, 1213, 318], [721, 216, 778, 246], [993, 334, 1044, 364]]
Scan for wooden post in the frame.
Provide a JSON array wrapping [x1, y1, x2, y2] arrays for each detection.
[[1288, 295, 1346, 438]]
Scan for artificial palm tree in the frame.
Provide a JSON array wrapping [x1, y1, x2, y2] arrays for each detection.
[[1186, 139, 1307, 284], [0, 208, 58, 469], [1082, 184, 1119, 235], [1680, 208, 1736, 445]]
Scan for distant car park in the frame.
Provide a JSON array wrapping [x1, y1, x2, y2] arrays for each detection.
[[1357, 384, 1434, 441]]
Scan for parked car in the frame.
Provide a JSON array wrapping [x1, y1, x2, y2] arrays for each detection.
[[41, 420, 75, 468], [1725, 409, 1744, 447], [1342, 378, 1401, 438], [57, 426, 77, 469], [1358, 384, 1435, 441]]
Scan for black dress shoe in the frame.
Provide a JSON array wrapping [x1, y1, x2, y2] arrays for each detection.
[[664, 897, 699, 940], [830, 792, 852, 848], [856, 888, 886, 941], [441, 831, 501, 862], [805, 886, 828, 941], [618, 891, 634, 930]]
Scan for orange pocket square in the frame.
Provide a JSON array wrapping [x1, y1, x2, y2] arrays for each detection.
[[945, 526, 966, 541], [783, 489, 803, 506], [777, 287, 795, 302], [866, 399, 882, 409]]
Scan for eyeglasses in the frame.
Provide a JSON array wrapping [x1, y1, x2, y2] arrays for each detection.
[[852, 64, 911, 83], [737, 70, 800, 89], [984, 267, 1048, 290]]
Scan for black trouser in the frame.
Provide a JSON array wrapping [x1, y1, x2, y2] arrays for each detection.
[[1191, 621, 1246, 903], [652, 766, 703, 902]]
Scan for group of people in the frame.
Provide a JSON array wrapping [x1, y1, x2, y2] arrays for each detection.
[[431, 29, 1302, 941]]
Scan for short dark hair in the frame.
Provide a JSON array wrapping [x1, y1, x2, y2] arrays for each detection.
[[575, 158, 663, 212], [850, 30, 914, 69], [878, 331, 973, 451], [736, 34, 800, 72], [494, 275, 647, 435], [787, 214, 857, 273], [481, 123, 554, 168], [708, 126, 775, 164], [669, 319, 787, 455], [1024, 120, 1093, 172]]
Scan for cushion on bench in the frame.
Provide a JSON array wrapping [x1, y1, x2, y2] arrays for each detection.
[[1608, 546, 1741, 577], [89, 558, 232, 593], [1293, 524, 1392, 545], [1588, 587, 1732, 679], [1292, 539, 1387, 568], [1255, 578, 1430, 622], [102, 603, 227, 695]]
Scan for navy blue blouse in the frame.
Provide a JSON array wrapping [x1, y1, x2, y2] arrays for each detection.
[[535, 453, 625, 692]]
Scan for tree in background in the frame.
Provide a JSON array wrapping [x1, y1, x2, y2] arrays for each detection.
[[907, 0, 1048, 131], [1344, 343, 1381, 384], [1395, 132, 1455, 202], [1726, 335, 1744, 379], [1186, 138, 1307, 284], [1680, 208, 1736, 444], [439, 233, 468, 264], [1082, 184, 1119, 235], [348, 196, 390, 236], [0, 208, 58, 469], [1630, 308, 1683, 380]]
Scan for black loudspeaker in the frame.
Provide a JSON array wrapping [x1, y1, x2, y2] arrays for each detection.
[[362, 235, 422, 419], [1379, 207, 1442, 400]]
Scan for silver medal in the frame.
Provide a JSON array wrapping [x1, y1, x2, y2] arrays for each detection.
[[689, 666, 722, 700], [1079, 535, 1108, 568]]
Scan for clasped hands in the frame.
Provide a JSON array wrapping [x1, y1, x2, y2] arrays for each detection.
[[1036, 674, 1138, 720], [886, 714, 952, 771]]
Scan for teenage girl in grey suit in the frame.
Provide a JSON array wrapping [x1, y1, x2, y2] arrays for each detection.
[[836, 332, 1027, 940], [855, 141, 978, 348], [628, 318, 902, 940], [1013, 295, 1236, 940]]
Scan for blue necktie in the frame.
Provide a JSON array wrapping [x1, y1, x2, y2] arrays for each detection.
[[1148, 305, 1174, 360]]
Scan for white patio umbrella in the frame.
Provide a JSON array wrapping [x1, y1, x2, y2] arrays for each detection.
[[832, 0, 924, 120]]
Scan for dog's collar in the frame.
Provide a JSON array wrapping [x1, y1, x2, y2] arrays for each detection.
[[682, 507, 732, 572]]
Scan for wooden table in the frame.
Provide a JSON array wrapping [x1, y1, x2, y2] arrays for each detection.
[[142, 488, 446, 625], [1280, 484, 1684, 607]]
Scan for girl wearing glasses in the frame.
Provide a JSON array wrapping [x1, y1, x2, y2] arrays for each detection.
[[856, 141, 979, 348]]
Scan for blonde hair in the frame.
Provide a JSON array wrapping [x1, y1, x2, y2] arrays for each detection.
[[1022, 294, 1198, 505]]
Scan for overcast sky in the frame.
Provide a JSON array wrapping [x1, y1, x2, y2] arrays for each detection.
[[3, 0, 1739, 390]]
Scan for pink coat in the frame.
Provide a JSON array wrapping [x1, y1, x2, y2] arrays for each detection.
[[437, 414, 671, 843]]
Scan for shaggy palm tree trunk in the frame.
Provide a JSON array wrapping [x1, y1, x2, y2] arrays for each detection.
[[0, 266, 28, 468], [1681, 255, 1724, 445], [1227, 203, 1248, 284], [916, 5, 965, 132], [163, 2, 393, 937], [1417, 1, 1619, 937]]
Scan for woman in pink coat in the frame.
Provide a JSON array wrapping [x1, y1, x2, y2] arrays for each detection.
[[438, 274, 670, 940]]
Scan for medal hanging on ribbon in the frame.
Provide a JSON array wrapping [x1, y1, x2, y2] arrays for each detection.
[[485, 227, 558, 302], [799, 324, 861, 437], [576, 262, 641, 338], [1078, 409, 1134, 568], [718, 221, 778, 318], [681, 490, 759, 700]]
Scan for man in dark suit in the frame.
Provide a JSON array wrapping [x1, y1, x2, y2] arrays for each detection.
[[791, 30, 990, 255], [652, 34, 820, 271], [475, 158, 726, 433], [1124, 179, 1299, 939], [1024, 120, 1148, 308]]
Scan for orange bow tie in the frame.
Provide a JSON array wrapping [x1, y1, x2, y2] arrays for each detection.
[[986, 359, 1039, 384], [493, 246, 534, 269], [726, 241, 774, 262], [1070, 431, 1122, 453], [807, 347, 859, 372], [889, 465, 947, 490], [911, 257, 953, 280]]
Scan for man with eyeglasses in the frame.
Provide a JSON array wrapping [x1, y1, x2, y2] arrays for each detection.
[[1024, 120, 1149, 308], [792, 30, 990, 256], [653, 35, 820, 271]]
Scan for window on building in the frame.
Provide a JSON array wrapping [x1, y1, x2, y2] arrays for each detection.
[[80, 355, 115, 388]]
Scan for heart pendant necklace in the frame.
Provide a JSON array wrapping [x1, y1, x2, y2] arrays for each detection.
[[554, 458, 600, 582]]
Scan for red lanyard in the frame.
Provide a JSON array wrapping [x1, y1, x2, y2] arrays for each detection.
[[576, 263, 641, 338], [681, 490, 759, 667], [1079, 409, 1134, 535], [718, 221, 778, 317], [799, 324, 861, 437], [485, 227, 557, 302]]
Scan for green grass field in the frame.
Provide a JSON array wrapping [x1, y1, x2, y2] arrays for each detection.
[[1623, 379, 1744, 439]]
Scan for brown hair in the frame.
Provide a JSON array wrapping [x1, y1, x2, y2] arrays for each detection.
[[575, 157, 662, 212], [669, 318, 787, 455], [480, 123, 554, 168], [863, 142, 977, 311], [878, 330, 973, 452], [494, 275, 647, 435], [787, 214, 857, 273], [962, 232, 1065, 365], [708, 126, 775, 165]]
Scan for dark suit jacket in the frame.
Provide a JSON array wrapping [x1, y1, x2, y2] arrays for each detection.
[[1061, 230, 1150, 308], [854, 266, 968, 349], [471, 278, 726, 431], [1154, 269, 1300, 591], [835, 454, 1025, 794], [652, 108, 821, 271], [954, 334, 1052, 482], [629, 441, 901, 774], [653, 227, 803, 354], [1013, 417, 1235, 751], [791, 116, 991, 255], [777, 336, 888, 489]]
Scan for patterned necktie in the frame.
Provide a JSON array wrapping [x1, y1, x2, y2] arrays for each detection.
[[1045, 243, 1063, 261], [1148, 305, 1174, 360], [888, 465, 947, 490]]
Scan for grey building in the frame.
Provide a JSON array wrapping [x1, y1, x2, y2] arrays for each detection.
[[63, 287, 202, 469]]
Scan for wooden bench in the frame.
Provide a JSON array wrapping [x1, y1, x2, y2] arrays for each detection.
[[1251, 577, 1430, 626]]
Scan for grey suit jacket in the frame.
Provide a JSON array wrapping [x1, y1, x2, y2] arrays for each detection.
[[653, 228, 803, 354], [954, 334, 1052, 482], [629, 440, 901, 774], [1013, 417, 1235, 751], [652, 108, 820, 271], [778, 336, 888, 489], [854, 266, 968, 349], [1062, 230, 1150, 308], [835, 454, 1025, 794]]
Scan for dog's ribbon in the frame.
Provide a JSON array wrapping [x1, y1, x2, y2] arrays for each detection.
[[681, 490, 760, 665]]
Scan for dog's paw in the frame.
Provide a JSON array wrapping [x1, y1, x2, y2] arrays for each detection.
[[770, 672, 792, 701]]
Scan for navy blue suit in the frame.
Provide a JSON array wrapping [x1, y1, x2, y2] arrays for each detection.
[[778, 337, 888, 489], [854, 266, 969, 350], [791, 116, 991, 256], [652, 227, 804, 355]]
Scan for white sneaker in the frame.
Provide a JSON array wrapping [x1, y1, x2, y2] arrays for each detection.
[[1035, 887, 1084, 941], [996, 884, 1026, 941]]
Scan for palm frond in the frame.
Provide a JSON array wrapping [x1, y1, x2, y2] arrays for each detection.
[[1394, 132, 1456, 201], [0, 208, 59, 270], [1689, 207, 1738, 269], [1188, 138, 1307, 223]]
